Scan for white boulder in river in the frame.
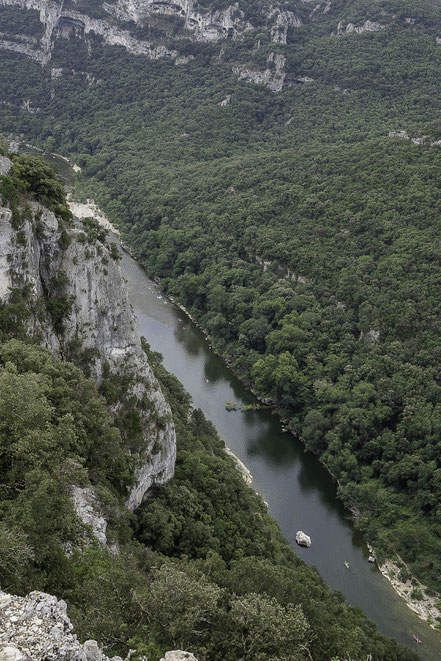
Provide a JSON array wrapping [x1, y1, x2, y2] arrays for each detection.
[[296, 531, 312, 547]]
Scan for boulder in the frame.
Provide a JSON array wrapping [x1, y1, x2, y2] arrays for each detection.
[[160, 653, 198, 661], [295, 531, 311, 547]]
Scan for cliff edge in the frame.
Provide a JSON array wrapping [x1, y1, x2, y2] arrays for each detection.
[[0, 154, 176, 513]]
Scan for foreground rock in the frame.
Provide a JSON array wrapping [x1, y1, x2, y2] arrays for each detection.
[[0, 590, 198, 661], [160, 653, 198, 661], [295, 531, 311, 547]]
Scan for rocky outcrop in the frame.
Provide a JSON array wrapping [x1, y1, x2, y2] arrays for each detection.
[[0, 154, 12, 175], [160, 654, 198, 661], [107, 0, 253, 42], [234, 52, 286, 92], [0, 590, 198, 661], [0, 0, 304, 89], [295, 531, 311, 547], [0, 0, 177, 62], [388, 129, 441, 148], [269, 6, 301, 44], [0, 37, 45, 62], [336, 19, 385, 35], [0, 0, 254, 64], [359, 329, 380, 344], [71, 487, 107, 545], [379, 559, 441, 628], [0, 199, 176, 512]]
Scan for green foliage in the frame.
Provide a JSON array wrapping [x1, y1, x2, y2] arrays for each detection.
[[0, 329, 416, 660], [134, 345, 417, 661], [0, 6, 43, 37], [10, 155, 71, 217], [1, 0, 440, 656]]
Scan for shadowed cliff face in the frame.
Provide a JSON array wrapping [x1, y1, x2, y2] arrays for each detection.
[[0, 156, 176, 512]]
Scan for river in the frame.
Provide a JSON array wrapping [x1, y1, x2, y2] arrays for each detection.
[[122, 251, 441, 660], [25, 147, 441, 659]]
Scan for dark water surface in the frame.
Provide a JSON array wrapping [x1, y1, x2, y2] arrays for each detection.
[[35, 149, 441, 659]]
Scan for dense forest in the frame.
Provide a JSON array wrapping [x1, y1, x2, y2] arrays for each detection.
[[1, 0, 441, 644], [0, 155, 419, 660]]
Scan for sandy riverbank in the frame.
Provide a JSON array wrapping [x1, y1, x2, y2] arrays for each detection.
[[67, 195, 121, 236], [378, 557, 441, 629], [224, 447, 253, 484]]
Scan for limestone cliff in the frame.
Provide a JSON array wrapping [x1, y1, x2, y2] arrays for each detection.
[[0, 156, 176, 513], [0, 0, 303, 90], [0, 0, 407, 92], [0, 589, 198, 661]]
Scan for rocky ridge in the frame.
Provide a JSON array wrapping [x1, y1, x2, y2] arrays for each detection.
[[0, 156, 176, 515], [0, 0, 302, 89], [0, 590, 198, 661], [0, 0, 412, 93], [0, 0, 291, 60]]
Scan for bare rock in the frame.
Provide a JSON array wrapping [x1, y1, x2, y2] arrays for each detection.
[[296, 531, 312, 547], [160, 653, 199, 661], [0, 155, 12, 175], [0, 200, 176, 515], [0, 590, 192, 661]]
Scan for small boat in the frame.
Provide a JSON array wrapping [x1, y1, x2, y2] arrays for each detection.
[[412, 635, 422, 644], [344, 561, 350, 569]]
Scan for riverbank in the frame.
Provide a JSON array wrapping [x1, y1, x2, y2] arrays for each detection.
[[378, 557, 441, 629], [224, 447, 253, 484], [67, 194, 121, 236]]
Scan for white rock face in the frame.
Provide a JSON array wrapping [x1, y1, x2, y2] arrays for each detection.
[[109, 0, 253, 42], [0, 0, 255, 65], [0, 155, 12, 175], [71, 486, 108, 544], [234, 52, 286, 92], [160, 653, 198, 661], [295, 531, 311, 547], [269, 6, 301, 44], [0, 201, 176, 511], [337, 19, 385, 35], [0, 0, 177, 62]]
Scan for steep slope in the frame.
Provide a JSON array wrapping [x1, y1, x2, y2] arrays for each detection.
[[0, 153, 175, 511]]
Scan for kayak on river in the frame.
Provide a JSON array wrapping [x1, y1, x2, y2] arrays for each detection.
[[412, 635, 422, 644]]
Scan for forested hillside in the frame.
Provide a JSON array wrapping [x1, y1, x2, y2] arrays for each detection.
[[2, 0, 441, 637], [0, 154, 419, 660]]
